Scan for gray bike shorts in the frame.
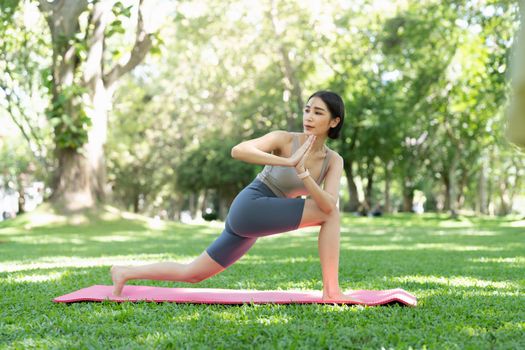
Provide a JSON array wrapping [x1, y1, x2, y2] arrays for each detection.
[[205, 178, 306, 268]]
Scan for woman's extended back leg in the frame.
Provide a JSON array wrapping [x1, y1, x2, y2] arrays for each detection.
[[111, 251, 225, 296], [183, 251, 226, 282]]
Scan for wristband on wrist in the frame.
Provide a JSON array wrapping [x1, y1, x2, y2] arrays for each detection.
[[297, 169, 310, 179]]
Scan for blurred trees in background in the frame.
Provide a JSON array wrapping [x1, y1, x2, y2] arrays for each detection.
[[1, 0, 524, 220], [2, 0, 161, 211]]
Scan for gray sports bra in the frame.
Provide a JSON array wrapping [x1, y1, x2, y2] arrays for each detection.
[[255, 133, 332, 198]]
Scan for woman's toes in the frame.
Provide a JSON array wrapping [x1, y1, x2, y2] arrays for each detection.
[[110, 266, 127, 296]]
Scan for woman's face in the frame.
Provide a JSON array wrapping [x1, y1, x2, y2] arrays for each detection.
[[302, 96, 340, 136]]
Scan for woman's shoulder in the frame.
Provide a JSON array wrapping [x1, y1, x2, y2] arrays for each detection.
[[269, 130, 295, 143], [326, 147, 343, 167], [326, 146, 340, 157], [260, 130, 295, 154]]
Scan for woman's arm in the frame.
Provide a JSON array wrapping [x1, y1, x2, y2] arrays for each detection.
[[298, 153, 343, 214], [231, 130, 293, 166]]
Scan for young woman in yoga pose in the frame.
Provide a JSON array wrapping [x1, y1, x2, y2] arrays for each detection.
[[111, 90, 357, 302]]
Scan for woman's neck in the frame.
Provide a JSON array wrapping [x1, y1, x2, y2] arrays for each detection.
[[310, 135, 327, 155]]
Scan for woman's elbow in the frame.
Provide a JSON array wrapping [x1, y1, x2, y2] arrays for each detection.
[[231, 144, 241, 158]]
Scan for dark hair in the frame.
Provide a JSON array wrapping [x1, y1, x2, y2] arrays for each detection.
[[306, 90, 345, 139]]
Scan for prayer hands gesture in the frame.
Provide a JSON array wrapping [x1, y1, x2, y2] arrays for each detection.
[[289, 135, 316, 173]]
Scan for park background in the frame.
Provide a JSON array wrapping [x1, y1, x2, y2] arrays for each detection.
[[1, 0, 524, 349]]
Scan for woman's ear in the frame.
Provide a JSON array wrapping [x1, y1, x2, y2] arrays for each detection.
[[330, 117, 341, 128]]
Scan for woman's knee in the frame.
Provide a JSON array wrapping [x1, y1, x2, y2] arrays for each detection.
[[322, 207, 340, 224], [182, 252, 226, 283], [298, 199, 339, 228], [327, 208, 340, 220], [178, 265, 202, 283], [183, 265, 223, 284], [184, 273, 207, 284]]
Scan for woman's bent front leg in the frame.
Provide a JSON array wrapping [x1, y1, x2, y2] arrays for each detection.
[[297, 199, 358, 301], [317, 208, 342, 298]]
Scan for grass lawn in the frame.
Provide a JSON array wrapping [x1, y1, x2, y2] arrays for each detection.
[[0, 207, 524, 349]]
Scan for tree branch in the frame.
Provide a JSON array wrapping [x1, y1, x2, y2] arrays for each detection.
[[38, 0, 88, 38], [83, 0, 116, 87], [318, 51, 344, 75], [0, 36, 48, 166], [104, 0, 153, 87], [0, 84, 50, 170]]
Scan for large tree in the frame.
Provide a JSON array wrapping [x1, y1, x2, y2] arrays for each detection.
[[37, 0, 159, 210]]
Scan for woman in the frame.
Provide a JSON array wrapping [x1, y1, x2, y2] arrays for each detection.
[[111, 90, 357, 302]]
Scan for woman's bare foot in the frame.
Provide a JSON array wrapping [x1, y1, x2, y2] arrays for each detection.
[[110, 265, 130, 296], [322, 291, 364, 304]]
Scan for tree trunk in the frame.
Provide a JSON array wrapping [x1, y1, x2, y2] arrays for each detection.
[[364, 163, 374, 210], [133, 193, 140, 213], [40, 1, 91, 210], [443, 172, 450, 211], [268, 0, 303, 131], [402, 186, 414, 212], [343, 159, 360, 212], [487, 151, 495, 215], [280, 44, 303, 131], [456, 170, 468, 211], [477, 156, 488, 214], [39, 0, 153, 211], [217, 189, 236, 221], [498, 180, 511, 215], [218, 197, 229, 221], [189, 192, 197, 219], [84, 81, 112, 201], [384, 160, 392, 213], [50, 84, 110, 210], [196, 190, 206, 219], [448, 152, 459, 218], [200, 189, 209, 214], [188, 191, 205, 220], [169, 194, 183, 221], [51, 148, 95, 209], [17, 178, 25, 215]]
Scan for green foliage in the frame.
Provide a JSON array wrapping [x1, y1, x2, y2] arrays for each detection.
[[106, 82, 175, 213], [0, 135, 45, 199], [0, 139, 31, 186], [176, 134, 260, 196], [45, 85, 92, 150], [0, 0, 53, 180], [3, 0, 525, 214], [0, 0, 20, 18], [148, 31, 165, 56], [105, 0, 524, 215], [71, 32, 89, 62], [107, 2, 131, 38]]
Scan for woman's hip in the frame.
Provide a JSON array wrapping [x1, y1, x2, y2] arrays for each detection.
[[227, 179, 305, 237]]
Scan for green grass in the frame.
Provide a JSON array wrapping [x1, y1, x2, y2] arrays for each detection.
[[1, 206, 524, 349]]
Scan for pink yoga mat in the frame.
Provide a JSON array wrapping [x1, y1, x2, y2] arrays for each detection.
[[53, 285, 417, 306]]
